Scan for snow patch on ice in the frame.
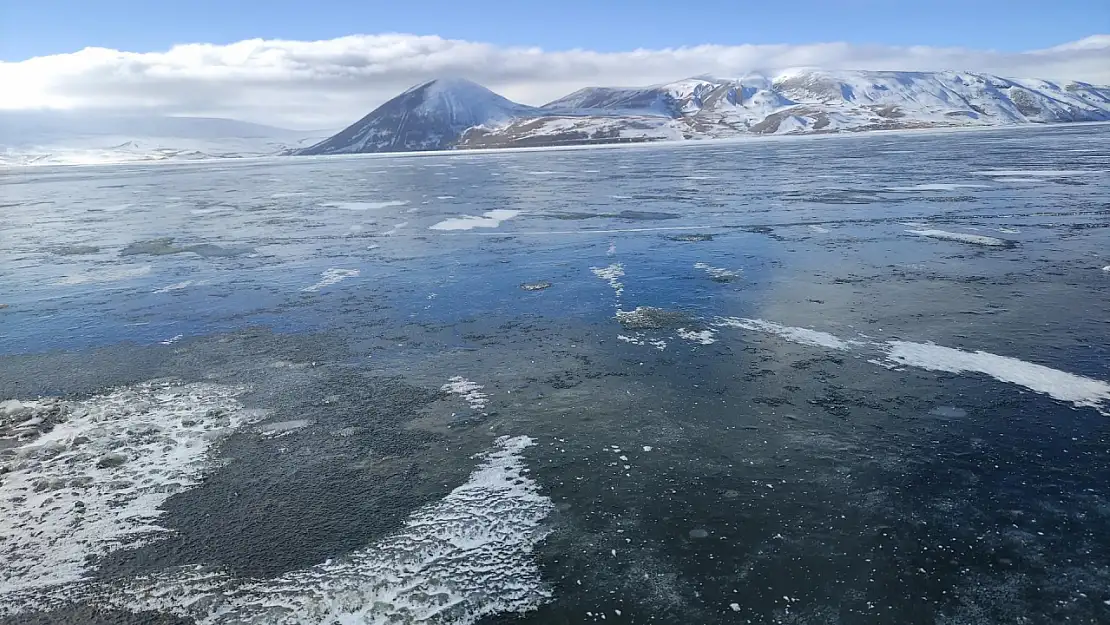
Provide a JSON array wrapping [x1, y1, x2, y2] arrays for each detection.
[[0, 382, 261, 595], [381, 221, 408, 236], [694, 262, 740, 281], [2, 436, 554, 625], [617, 334, 643, 346], [257, 419, 312, 438], [907, 229, 1010, 247], [617, 333, 665, 351], [885, 341, 1110, 415], [302, 268, 359, 292], [442, 377, 490, 412], [677, 328, 717, 345], [713, 317, 859, 351], [886, 183, 990, 192], [591, 263, 625, 299], [189, 207, 232, 216], [707, 316, 1110, 414], [152, 280, 194, 294], [430, 209, 521, 231], [55, 265, 152, 286], [320, 200, 410, 211], [971, 169, 1091, 177]]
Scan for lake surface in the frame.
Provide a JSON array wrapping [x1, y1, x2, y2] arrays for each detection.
[[1, 125, 1109, 625]]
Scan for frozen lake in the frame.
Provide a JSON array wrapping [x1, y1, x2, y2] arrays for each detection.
[[2, 124, 1109, 624]]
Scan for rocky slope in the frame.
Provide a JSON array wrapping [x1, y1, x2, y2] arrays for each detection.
[[294, 71, 1110, 155]]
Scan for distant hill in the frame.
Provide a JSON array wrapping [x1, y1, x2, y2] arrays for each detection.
[[0, 112, 325, 166], [299, 70, 1110, 154]]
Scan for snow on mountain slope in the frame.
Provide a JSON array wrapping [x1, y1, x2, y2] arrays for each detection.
[[295, 78, 540, 155], [766, 70, 1108, 127], [543, 86, 681, 117], [297, 70, 1110, 156], [538, 70, 1110, 138]]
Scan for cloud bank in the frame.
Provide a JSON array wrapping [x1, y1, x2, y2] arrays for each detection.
[[2, 33, 1108, 129]]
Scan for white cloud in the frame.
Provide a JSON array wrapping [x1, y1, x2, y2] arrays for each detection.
[[1, 33, 1108, 129]]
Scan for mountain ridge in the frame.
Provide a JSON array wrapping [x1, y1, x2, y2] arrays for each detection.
[[298, 70, 1110, 155]]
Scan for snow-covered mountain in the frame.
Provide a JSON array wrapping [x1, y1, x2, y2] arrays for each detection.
[[305, 70, 1110, 154], [295, 78, 540, 155], [11, 71, 1108, 164], [0, 112, 324, 166]]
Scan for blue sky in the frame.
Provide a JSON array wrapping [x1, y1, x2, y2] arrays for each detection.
[[2, 0, 1107, 60]]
